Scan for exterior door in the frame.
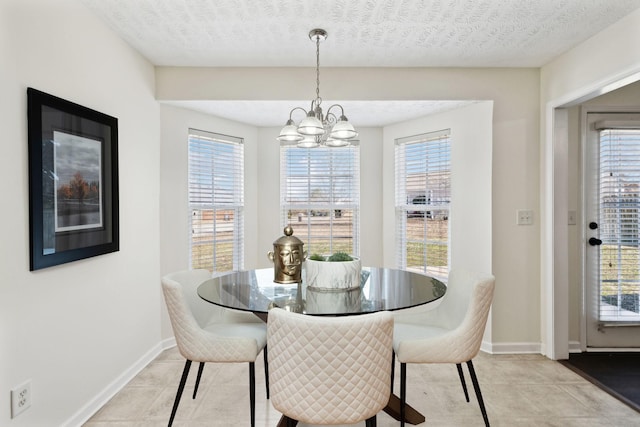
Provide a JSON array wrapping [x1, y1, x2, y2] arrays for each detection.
[[584, 111, 640, 348]]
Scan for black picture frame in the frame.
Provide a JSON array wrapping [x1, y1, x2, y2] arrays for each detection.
[[27, 88, 119, 271]]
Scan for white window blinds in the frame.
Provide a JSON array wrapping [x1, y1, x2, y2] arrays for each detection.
[[280, 143, 360, 257], [395, 130, 451, 278], [188, 129, 244, 273], [597, 127, 640, 321]]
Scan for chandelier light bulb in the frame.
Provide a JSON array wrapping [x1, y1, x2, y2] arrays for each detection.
[[325, 137, 350, 147], [297, 113, 325, 136], [297, 136, 319, 148], [277, 120, 305, 142], [329, 116, 358, 140]]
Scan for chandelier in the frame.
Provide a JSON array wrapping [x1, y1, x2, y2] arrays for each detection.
[[277, 29, 358, 148]]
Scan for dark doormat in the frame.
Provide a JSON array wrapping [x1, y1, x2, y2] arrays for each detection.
[[560, 352, 640, 413]]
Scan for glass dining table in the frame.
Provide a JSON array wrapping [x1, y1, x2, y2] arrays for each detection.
[[197, 266, 446, 316], [197, 266, 447, 426]]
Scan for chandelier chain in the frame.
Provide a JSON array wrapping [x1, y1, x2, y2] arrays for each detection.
[[315, 36, 320, 101]]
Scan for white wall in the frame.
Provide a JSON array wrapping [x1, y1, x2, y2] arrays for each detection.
[[541, 9, 640, 104], [157, 67, 541, 351], [0, 0, 160, 425], [540, 7, 640, 358]]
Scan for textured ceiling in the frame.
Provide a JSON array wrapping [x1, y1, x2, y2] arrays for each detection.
[[82, 0, 640, 68], [81, 0, 640, 126]]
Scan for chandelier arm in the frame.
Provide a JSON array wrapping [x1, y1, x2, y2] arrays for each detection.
[[288, 106, 309, 121], [325, 104, 346, 117], [324, 110, 338, 126]]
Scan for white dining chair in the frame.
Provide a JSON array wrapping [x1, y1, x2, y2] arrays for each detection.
[[267, 307, 394, 427], [392, 269, 496, 427], [161, 269, 268, 427]]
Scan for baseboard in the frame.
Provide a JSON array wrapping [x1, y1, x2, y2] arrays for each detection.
[[481, 340, 542, 354], [569, 340, 582, 353], [566, 341, 640, 353], [482, 340, 585, 356], [63, 337, 176, 427]]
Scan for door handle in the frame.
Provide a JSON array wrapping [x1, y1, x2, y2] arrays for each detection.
[[589, 237, 602, 246]]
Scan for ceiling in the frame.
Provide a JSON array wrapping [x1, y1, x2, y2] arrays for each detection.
[[81, 0, 640, 127]]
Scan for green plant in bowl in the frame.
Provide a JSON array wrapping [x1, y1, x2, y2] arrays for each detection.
[[327, 252, 354, 262], [309, 253, 326, 261], [305, 251, 361, 290]]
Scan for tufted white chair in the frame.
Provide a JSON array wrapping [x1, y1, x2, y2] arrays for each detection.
[[161, 269, 268, 427], [267, 308, 394, 427], [392, 269, 495, 427]]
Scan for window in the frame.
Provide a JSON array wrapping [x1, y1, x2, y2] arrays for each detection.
[[280, 143, 360, 257], [395, 130, 451, 278], [188, 129, 244, 273]]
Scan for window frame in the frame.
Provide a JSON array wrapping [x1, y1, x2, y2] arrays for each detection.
[[188, 129, 244, 273], [279, 142, 360, 257], [395, 130, 451, 279]]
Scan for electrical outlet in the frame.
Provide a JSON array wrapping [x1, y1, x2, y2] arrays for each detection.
[[11, 380, 31, 418], [517, 209, 533, 225]]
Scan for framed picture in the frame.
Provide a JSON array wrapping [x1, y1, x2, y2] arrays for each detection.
[[27, 88, 119, 270]]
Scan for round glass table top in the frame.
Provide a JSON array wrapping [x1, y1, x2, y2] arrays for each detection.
[[197, 267, 446, 315]]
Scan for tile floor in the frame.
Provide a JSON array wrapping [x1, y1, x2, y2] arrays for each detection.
[[84, 347, 640, 426]]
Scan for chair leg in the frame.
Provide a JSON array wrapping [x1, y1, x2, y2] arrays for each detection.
[[249, 362, 256, 427], [285, 415, 297, 427], [263, 345, 269, 399], [400, 362, 407, 427], [456, 363, 470, 402], [365, 415, 377, 427], [466, 360, 490, 427], [193, 362, 205, 399], [168, 359, 191, 427], [390, 351, 395, 393]]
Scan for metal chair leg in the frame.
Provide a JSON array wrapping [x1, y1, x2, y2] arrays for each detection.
[[264, 345, 269, 399], [193, 362, 205, 399], [249, 362, 256, 427], [391, 351, 395, 393], [400, 362, 407, 427], [466, 360, 490, 427], [456, 363, 470, 402], [168, 359, 191, 427]]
